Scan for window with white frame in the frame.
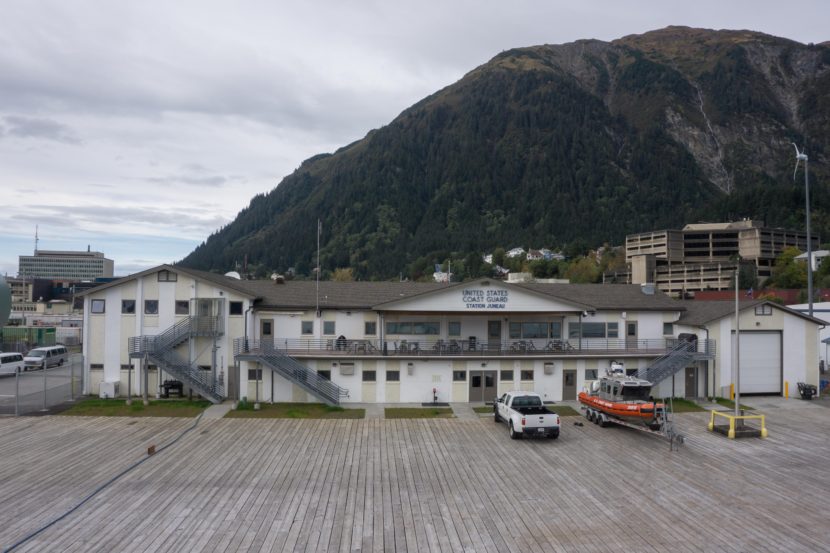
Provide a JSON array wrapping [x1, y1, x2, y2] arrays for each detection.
[[91, 299, 105, 314], [144, 300, 159, 315], [323, 321, 336, 335], [568, 322, 618, 339], [157, 270, 177, 282], [663, 323, 674, 335], [301, 321, 313, 334], [755, 304, 773, 316]]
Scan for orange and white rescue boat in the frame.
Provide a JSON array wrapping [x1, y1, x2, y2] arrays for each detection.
[[579, 362, 665, 430]]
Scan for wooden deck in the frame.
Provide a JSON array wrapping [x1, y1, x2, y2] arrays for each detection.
[[1, 402, 830, 552]]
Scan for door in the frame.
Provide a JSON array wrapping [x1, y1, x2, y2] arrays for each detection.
[[562, 369, 577, 400], [685, 367, 696, 398], [260, 319, 273, 350], [469, 371, 497, 402], [626, 321, 638, 349], [488, 320, 502, 351], [734, 331, 782, 394]]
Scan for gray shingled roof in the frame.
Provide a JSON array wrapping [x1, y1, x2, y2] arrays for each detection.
[[678, 299, 826, 326], [79, 265, 685, 313]]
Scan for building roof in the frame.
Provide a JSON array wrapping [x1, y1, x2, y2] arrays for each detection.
[[678, 299, 826, 326], [79, 265, 685, 313]]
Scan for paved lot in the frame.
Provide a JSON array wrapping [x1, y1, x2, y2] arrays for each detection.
[[1, 399, 830, 552]]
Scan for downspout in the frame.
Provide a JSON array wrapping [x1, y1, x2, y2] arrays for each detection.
[[702, 325, 712, 398]]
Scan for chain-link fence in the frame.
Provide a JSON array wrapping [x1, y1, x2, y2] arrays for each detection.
[[0, 354, 84, 416]]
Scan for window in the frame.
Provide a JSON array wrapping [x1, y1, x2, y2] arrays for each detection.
[[362, 370, 376, 382], [520, 370, 534, 381], [500, 370, 514, 381], [323, 321, 336, 335], [121, 300, 135, 314], [755, 304, 773, 316], [157, 270, 177, 282], [448, 321, 461, 336], [301, 321, 313, 335], [317, 370, 331, 380], [385, 321, 440, 335], [453, 370, 467, 382], [247, 368, 262, 380], [568, 322, 615, 339], [229, 301, 243, 315], [585, 369, 598, 380], [663, 323, 674, 336], [175, 300, 189, 315], [386, 370, 400, 382], [510, 321, 558, 339], [144, 300, 159, 315], [550, 321, 562, 339], [91, 299, 105, 314], [364, 321, 377, 335]]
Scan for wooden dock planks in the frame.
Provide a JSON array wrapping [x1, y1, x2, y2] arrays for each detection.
[[0, 404, 829, 552]]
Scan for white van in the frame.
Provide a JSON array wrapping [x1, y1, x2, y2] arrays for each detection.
[[0, 352, 25, 375], [24, 345, 69, 370]]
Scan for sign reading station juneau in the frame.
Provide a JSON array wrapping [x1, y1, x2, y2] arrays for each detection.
[[462, 288, 508, 309]]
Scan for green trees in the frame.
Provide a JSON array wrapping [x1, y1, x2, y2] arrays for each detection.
[[768, 247, 807, 289]]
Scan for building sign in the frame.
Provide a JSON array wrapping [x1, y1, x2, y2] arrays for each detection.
[[462, 288, 509, 309]]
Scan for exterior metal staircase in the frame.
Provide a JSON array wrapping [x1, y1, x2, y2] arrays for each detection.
[[636, 340, 714, 385], [234, 339, 349, 406], [129, 315, 225, 403]]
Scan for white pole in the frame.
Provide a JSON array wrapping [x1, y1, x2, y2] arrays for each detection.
[[734, 269, 740, 417], [805, 155, 813, 317]]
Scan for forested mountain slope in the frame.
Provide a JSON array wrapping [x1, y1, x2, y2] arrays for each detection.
[[181, 26, 830, 279]]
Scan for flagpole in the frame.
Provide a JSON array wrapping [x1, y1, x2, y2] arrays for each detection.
[[316, 219, 321, 317]]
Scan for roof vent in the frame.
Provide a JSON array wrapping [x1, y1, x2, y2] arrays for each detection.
[[271, 273, 285, 285], [224, 271, 241, 280], [640, 283, 655, 295]]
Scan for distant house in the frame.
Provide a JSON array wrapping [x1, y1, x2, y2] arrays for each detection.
[[433, 264, 451, 283], [526, 250, 543, 261], [506, 247, 525, 258], [795, 250, 830, 272], [482, 254, 493, 264]]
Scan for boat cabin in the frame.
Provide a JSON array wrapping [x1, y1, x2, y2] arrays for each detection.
[[595, 363, 654, 403]]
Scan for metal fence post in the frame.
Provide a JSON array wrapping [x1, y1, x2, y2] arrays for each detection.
[[70, 356, 76, 402], [42, 363, 47, 412], [15, 368, 19, 417]]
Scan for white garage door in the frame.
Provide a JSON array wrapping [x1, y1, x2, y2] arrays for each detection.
[[735, 331, 782, 394]]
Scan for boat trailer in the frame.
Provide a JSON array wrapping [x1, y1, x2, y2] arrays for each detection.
[[581, 399, 685, 451]]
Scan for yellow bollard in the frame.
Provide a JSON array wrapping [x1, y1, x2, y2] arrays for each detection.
[[730, 383, 734, 400], [784, 381, 788, 399]]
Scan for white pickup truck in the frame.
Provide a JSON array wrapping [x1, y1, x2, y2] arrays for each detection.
[[494, 391, 561, 439]]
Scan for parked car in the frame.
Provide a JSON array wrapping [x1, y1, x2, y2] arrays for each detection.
[[494, 391, 560, 439], [0, 352, 25, 375], [23, 345, 68, 370]]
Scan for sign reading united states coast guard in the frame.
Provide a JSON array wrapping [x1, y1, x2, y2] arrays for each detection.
[[462, 288, 508, 309]]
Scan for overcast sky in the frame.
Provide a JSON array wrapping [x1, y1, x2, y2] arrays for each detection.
[[1, 1, 827, 277]]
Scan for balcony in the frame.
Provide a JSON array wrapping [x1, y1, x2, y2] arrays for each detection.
[[234, 337, 716, 359]]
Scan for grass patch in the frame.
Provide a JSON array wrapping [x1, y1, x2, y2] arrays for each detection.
[[384, 407, 454, 419], [60, 398, 210, 417], [712, 397, 754, 411], [664, 398, 706, 413], [549, 405, 581, 417], [473, 406, 493, 414], [226, 401, 364, 419]]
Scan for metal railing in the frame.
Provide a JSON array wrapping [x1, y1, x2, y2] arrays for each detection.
[[234, 337, 716, 358], [240, 344, 349, 406], [128, 316, 225, 403], [636, 340, 712, 385]]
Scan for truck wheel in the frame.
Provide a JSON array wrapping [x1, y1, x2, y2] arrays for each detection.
[[587, 409, 594, 422], [494, 411, 500, 423], [509, 422, 521, 440], [598, 415, 608, 428]]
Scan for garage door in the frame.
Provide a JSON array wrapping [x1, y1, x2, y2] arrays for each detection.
[[734, 331, 781, 394]]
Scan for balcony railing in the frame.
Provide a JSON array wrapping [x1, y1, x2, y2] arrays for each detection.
[[234, 337, 716, 358]]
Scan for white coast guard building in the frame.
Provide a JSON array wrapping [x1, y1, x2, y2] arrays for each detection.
[[80, 265, 823, 404]]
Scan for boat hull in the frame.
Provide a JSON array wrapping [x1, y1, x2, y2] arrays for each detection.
[[578, 392, 664, 425]]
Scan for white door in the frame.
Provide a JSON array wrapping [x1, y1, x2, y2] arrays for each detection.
[[735, 331, 781, 394]]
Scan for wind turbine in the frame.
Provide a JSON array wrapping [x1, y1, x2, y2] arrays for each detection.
[[792, 143, 813, 317]]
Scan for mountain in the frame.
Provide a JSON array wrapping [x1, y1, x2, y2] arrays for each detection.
[[181, 26, 830, 280]]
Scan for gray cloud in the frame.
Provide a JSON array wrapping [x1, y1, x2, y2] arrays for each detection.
[[2, 115, 80, 144]]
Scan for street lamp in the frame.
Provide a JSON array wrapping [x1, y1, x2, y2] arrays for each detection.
[[793, 143, 813, 317]]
